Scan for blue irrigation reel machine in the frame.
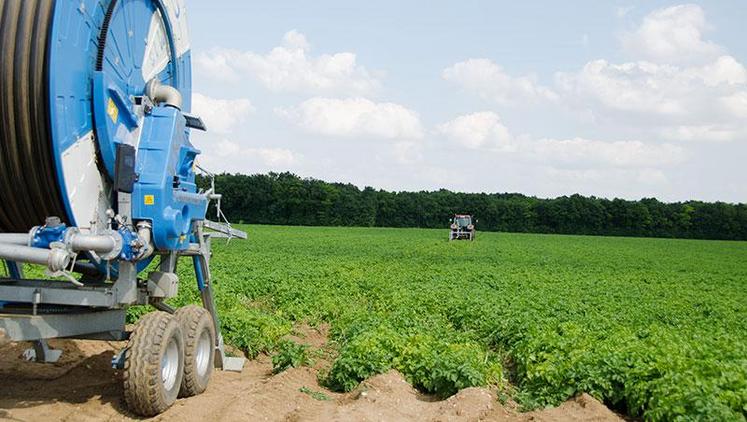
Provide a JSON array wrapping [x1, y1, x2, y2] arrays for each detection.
[[0, 0, 245, 415]]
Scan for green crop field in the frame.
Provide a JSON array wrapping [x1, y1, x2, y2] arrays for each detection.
[[162, 225, 746, 421]]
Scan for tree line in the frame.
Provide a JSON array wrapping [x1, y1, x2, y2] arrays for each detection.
[[199, 172, 747, 241]]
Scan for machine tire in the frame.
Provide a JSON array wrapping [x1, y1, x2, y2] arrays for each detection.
[[175, 305, 216, 397], [123, 311, 185, 417]]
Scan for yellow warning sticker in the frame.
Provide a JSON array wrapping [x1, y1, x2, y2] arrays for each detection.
[[144, 195, 155, 205], [107, 98, 119, 123]]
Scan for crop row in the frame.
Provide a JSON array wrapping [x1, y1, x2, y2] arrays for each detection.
[[163, 225, 746, 421]]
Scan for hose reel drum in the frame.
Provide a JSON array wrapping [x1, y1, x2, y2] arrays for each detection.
[[1, 0, 193, 235], [0, 0, 245, 415]]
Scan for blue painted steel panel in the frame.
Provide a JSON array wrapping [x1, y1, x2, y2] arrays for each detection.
[[131, 106, 207, 251], [47, 0, 192, 226]]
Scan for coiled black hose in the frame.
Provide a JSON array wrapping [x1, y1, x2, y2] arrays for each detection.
[[0, 0, 68, 232]]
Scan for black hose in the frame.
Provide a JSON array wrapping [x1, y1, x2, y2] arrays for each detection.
[[0, 0, 67, 233]]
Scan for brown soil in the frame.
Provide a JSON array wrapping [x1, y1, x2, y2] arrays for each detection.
[[0, 333, 624, 422]]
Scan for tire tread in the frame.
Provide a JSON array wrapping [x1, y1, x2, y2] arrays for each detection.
[[123, 311, 183, 416], [175, 305, 215, 397]]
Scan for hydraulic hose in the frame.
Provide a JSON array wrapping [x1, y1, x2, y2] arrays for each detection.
[[0, 0, 68, 233]]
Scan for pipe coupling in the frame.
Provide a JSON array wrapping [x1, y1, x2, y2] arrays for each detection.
[[146, 79, 182, 110], [47, 242, 73, 272]]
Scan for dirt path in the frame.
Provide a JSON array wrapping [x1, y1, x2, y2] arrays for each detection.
[[0, 337, 623, 422]]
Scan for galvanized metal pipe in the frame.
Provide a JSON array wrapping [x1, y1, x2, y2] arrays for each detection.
[[0, 242, 56, 266], [70, 233, 119, 253], [0, 232, 121, 255], [146, 80, 183, 110], [136, 221, 154, 260], [0, 233, 30, 245]]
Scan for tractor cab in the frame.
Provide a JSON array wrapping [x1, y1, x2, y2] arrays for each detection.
[[449, 214, 476, 241]]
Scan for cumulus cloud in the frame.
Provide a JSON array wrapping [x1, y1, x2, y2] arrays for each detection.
[[696, 56, 747, 86], [192, 93, 255, 134], [438, 112, 686, 168], [556, 11, 747, 143], [556, 60, 686, 116], [442, 58, 558, 105], [276, 97, 424, 140], [621, 4, 723, 64], [442, 6, 747, 144], [555, 57, 747, 141], [196, 30, 380, 95], [436, 112, 514, 151], [720, 91, 747, 118]]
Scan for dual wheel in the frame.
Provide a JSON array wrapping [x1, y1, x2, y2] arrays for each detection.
[[123, 306, 216, 417]]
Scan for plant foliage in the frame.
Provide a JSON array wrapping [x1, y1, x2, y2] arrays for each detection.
[[168, 225, 746, 421], [272, 340, 311, 374]]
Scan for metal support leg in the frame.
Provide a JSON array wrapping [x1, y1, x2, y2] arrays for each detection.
[[7, 261, 23, 279], [24, 339, 62, 363], [192, 228, 244, 372]]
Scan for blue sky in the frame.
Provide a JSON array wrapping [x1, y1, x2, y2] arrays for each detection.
[[186, 1, 747, 202]]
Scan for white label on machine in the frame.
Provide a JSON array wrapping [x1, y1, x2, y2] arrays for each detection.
[[61, 132, 112, 233]]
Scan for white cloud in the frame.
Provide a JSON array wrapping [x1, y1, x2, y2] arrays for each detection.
[[277, 97, 424, 140], [552, 5, 747, 143], [282, 29, 310, 51], [556, 60, 687, 116], [621, 4, 723, 64], [443, 7, 747, 145], [659, 125, 743, 143], [530, 137, 685, 168], [192, 93, 255, 134], [438, 112, 686, 168], [696, 56, 747, 86], [555, 57, 747, 141], [253, 147, 296, 167], [720, 91, 747, 118], [195, 51, 238, 81], [188, 5, 744, 202], [436, 111, 514, 151], [442, 58, 558, 105], [196, 30, 379, 95], [209, 139, 297, 169], [391, 142, 423, 164], [214, 139, 241, 157]]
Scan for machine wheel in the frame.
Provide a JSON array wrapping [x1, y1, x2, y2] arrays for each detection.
[[175, 305, 216, 397], [124, 311, 185, 417]]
